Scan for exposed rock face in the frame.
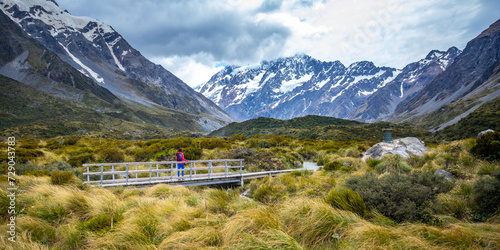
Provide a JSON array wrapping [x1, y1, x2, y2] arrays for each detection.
[[362, 137, 428, 161]]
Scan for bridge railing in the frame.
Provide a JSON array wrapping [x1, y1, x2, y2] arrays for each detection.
[[83, 159, 244, 186]]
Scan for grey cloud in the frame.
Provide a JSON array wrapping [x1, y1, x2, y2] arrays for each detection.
[[57, 0, 292, 64]]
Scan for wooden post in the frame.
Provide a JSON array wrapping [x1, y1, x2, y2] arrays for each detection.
[[86, 165, 89, 183], [149, 163, 152, 183], [225, 160, 228, 177], [100, 164, 103, 185], [208, 160, 212, 178], [126, 164, 129, 185], [240, 160, 243, 176], [170, 163, 173, 180], [190, 161, 192, 180], [156, 163, 159, 178], [135, 164, 138, 179], [112, 165, 115, 180]]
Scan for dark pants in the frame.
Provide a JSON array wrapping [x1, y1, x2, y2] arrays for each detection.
[[177, 163, 184, 177]]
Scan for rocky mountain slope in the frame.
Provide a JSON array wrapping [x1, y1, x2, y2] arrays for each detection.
[[0, 0, 233, 131], [198, 49, 459, 122], [0, 9, 223, 137], [389, 19, 500, 130], [347, 47, 461, 122]]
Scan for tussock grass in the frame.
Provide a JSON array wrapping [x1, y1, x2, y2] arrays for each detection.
[[0, 230, 50, 250], [230, 229, 304, 250], [280, 197, 362, 247], [222, 205, 282, 245], [1, 137, 499, 249], [159, 226, 222, 249]]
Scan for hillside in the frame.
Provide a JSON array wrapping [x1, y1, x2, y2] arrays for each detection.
[[0, 75, 212, 138], [209, 115, 433, 142], [436, 96, 500, 140], [0, 8, 227, 136], [390, 19, 500, 129], [0, 0, 233, 131]]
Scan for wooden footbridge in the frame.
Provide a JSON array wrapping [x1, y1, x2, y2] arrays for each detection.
[[83, 159, 304, 187]]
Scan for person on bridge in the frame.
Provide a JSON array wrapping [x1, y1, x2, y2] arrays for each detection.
[[176, 148, 189, 177]]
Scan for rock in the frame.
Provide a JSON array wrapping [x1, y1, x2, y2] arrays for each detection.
[[362, 137, 428, 161], [434, 169, 454, 180], [478, 129, 495, 137]]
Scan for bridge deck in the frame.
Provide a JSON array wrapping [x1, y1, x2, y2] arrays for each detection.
[[83, 159, 303, 187]]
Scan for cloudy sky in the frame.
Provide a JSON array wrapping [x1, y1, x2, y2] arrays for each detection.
[[56, 0, 500, 88]]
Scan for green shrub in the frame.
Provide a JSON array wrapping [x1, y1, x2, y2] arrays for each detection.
[[63, 138, 79, 146], [471, 131, 500, 160], [99, 148, 124, 163], [472, 172, 500, 217], [24, 169, 51, 176], [134, 147, 158, 161], [16, 148, 44, 163], [324, 188, 368, 217], [183, 147, 202, 160], [345, 171, 455, 223], [20, 138, 39, 149], [46, 161, 72, 172], [68, 153, 94, 167], [51, 169, 75, 185], [298, 147, 318, 160], [316, 157, 327, 166], [324, 161, 342, 171]]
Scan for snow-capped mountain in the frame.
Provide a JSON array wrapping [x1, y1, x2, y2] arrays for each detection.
[[198, 47, 463, 122], [347, 47, 461, 122], [0, 0, 233, 130], [198, 54, 400, 121]]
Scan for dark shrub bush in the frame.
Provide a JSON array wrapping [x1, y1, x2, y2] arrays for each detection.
[[99, 148, 124, 163], [183, 147, 202, 160], [472, 171, 500, 217], [63, 138, 79, 146], [16, 148, 44, 163], [20, 138, 39, 149], [134, 147, 158, 161], [51, 169, 75, 185], [298, 147, 318, 160], [324, 161, 342, 171], [345, 171, 455, 223], [471, 131, 500, 160], [45, 138, 61, 150], [68, 153, 94, 167], [201, 138, 230, 149], [316, 157, 327, 166]]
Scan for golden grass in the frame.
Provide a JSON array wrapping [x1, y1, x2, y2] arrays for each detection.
[[1, 136, 499, 249], [279, 197, 362, 248]]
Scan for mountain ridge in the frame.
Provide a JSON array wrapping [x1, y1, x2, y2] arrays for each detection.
[[0, 0, 234, 131]]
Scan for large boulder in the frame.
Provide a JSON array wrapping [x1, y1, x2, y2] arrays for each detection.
[[362, 137, 428, 161]]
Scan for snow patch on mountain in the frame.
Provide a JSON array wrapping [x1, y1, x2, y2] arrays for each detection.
[[59, 42, 104, 83]]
